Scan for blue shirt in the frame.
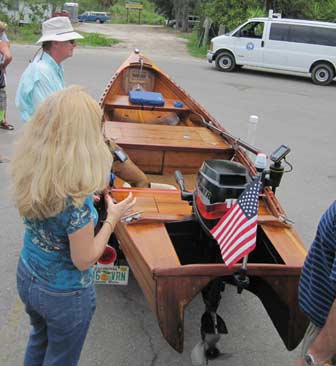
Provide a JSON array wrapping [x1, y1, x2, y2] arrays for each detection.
[[15, 51, 64, 122], [299, 201, 336, 327], [20, 196, 98, 290]]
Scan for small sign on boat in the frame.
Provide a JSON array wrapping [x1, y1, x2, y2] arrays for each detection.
[[94, 265, 129, 285]]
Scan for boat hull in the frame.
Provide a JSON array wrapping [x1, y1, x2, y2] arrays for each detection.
[[100, 52, 309, 353]]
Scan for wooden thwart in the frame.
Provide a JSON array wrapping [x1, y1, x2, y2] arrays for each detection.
[[104, 121, 232, 152], [104, 94, 190, 112]]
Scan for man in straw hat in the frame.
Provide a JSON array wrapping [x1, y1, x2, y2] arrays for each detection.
[[16, 17, 83, 123], [16, 17, 149, 187]]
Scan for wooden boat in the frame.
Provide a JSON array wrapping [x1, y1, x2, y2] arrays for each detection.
[[99, 51, 308, 358]]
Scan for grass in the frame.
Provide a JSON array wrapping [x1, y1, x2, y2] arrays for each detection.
[[179, 31, 209, 58], [7, 24, 41, 44], [6, 24, 120, 47], [76, 32, 120, 47]]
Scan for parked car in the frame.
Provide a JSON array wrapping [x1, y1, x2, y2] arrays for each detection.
[[207, 11, 336, 85], [78, 11, 110, 23], [166, 15, 200, 29]]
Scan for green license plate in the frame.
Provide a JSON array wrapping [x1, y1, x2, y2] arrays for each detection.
[[94, 265, 129, 285]]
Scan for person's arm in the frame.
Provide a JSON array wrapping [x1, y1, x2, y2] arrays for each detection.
[[69, 193, 136, 271], [0, 41, 12, 68], [305, 298, 336, 364]]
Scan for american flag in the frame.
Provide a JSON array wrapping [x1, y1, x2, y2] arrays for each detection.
[[210, 177, 261, 268]]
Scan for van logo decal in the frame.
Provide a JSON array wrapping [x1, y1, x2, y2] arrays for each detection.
[[246, 42, 254, 50]]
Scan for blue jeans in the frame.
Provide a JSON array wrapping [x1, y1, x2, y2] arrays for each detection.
[[16, 258, 96, 366]]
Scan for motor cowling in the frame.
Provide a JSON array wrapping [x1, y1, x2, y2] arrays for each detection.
[[194, 160, 250, 233]]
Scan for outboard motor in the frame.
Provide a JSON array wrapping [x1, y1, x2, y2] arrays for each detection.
[[175, 160, 251, 366], [194, 160, 250, 234]]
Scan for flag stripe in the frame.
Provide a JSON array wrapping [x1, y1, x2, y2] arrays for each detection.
[[220, 219, 257, 257], [224, 238, 257, 266], [211, 203, 240, 237], [219, 215, 257, 253], [215, 209, 245, 246]]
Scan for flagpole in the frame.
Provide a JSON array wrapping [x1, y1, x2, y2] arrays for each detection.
[[242, 255, 248, 270]]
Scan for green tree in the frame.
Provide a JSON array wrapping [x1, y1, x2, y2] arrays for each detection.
[[98, 0, 118, 11], [202, 0, 264, 31], [153, 0, 174, 19]]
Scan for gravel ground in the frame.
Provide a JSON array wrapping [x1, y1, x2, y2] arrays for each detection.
[[75, 23, 190, 58]]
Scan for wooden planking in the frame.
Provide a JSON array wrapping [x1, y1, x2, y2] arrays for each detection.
[[126, 148, 164, 174], [104, 121, 232, 153], [104, 95, 190, 113], [125, 223, 181, 269], [146, 173, 197, 191], [114, 224, 157, 313], [261, 225, 307, 266], [112, 189, 192, 218], [163, 150, 233, 174]]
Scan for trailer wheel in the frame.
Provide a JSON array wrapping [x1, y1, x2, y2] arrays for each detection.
[[215, 52, 236, 72], [311, 63, 334, 86]]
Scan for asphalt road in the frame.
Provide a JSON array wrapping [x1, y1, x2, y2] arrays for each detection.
[[0, 41, 335, 366]]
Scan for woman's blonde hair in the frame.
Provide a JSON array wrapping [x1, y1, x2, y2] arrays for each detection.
[[11, 85, 113, 219]]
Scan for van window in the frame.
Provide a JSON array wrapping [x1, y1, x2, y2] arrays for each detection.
[[311, 27, 336, 46], [233, 22, 264, 39], [269, 23, 290, 41], [270, 23, 336, 47], [288, 25, 312, 44]]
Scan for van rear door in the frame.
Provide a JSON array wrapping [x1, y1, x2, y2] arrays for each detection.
[[232, 21, 266, 66]]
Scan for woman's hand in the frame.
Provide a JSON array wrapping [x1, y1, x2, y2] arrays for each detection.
[[104, 193, 136, 223]]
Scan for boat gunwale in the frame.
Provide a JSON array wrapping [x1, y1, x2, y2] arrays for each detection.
[[152, 262, 303, 278]]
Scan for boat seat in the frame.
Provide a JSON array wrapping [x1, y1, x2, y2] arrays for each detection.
[[104, 121, 234, 174], [104, 121, 232, 152], [104, 94, 190, 113]]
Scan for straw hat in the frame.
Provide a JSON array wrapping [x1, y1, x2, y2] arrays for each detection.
[[36, 17, 83, 44]]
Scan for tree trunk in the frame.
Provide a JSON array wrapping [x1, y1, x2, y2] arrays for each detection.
[[264, 0, 274, 11]]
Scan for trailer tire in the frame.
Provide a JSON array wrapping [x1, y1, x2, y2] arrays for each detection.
[[311, 63, 334, 86], [215, 52, 236, 72]]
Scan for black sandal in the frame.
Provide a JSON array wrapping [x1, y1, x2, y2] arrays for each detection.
[[0, 122, 14, 130]]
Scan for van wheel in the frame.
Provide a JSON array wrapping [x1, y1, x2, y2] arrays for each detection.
[[311, 63, 334, 86], [96, 19, 102, 23], [215, 52, 236, 72]]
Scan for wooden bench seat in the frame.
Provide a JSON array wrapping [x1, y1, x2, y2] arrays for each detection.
[[104, 121, 232, 152], [104, 121, 233, 174], [104, 94, 190, 113]]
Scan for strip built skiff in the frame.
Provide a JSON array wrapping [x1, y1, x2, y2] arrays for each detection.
[[98, 50, 308, 357]]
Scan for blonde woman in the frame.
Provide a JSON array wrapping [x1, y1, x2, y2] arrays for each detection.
[[11, 86, 135, 366]]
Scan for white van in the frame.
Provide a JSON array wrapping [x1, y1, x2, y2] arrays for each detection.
[[207, 12, 336, 85]]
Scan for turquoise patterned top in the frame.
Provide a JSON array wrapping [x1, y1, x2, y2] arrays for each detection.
[[20, 196, 98, 290]]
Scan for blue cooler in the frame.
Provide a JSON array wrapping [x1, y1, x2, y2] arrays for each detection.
[[129, 90, 165, 106]]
